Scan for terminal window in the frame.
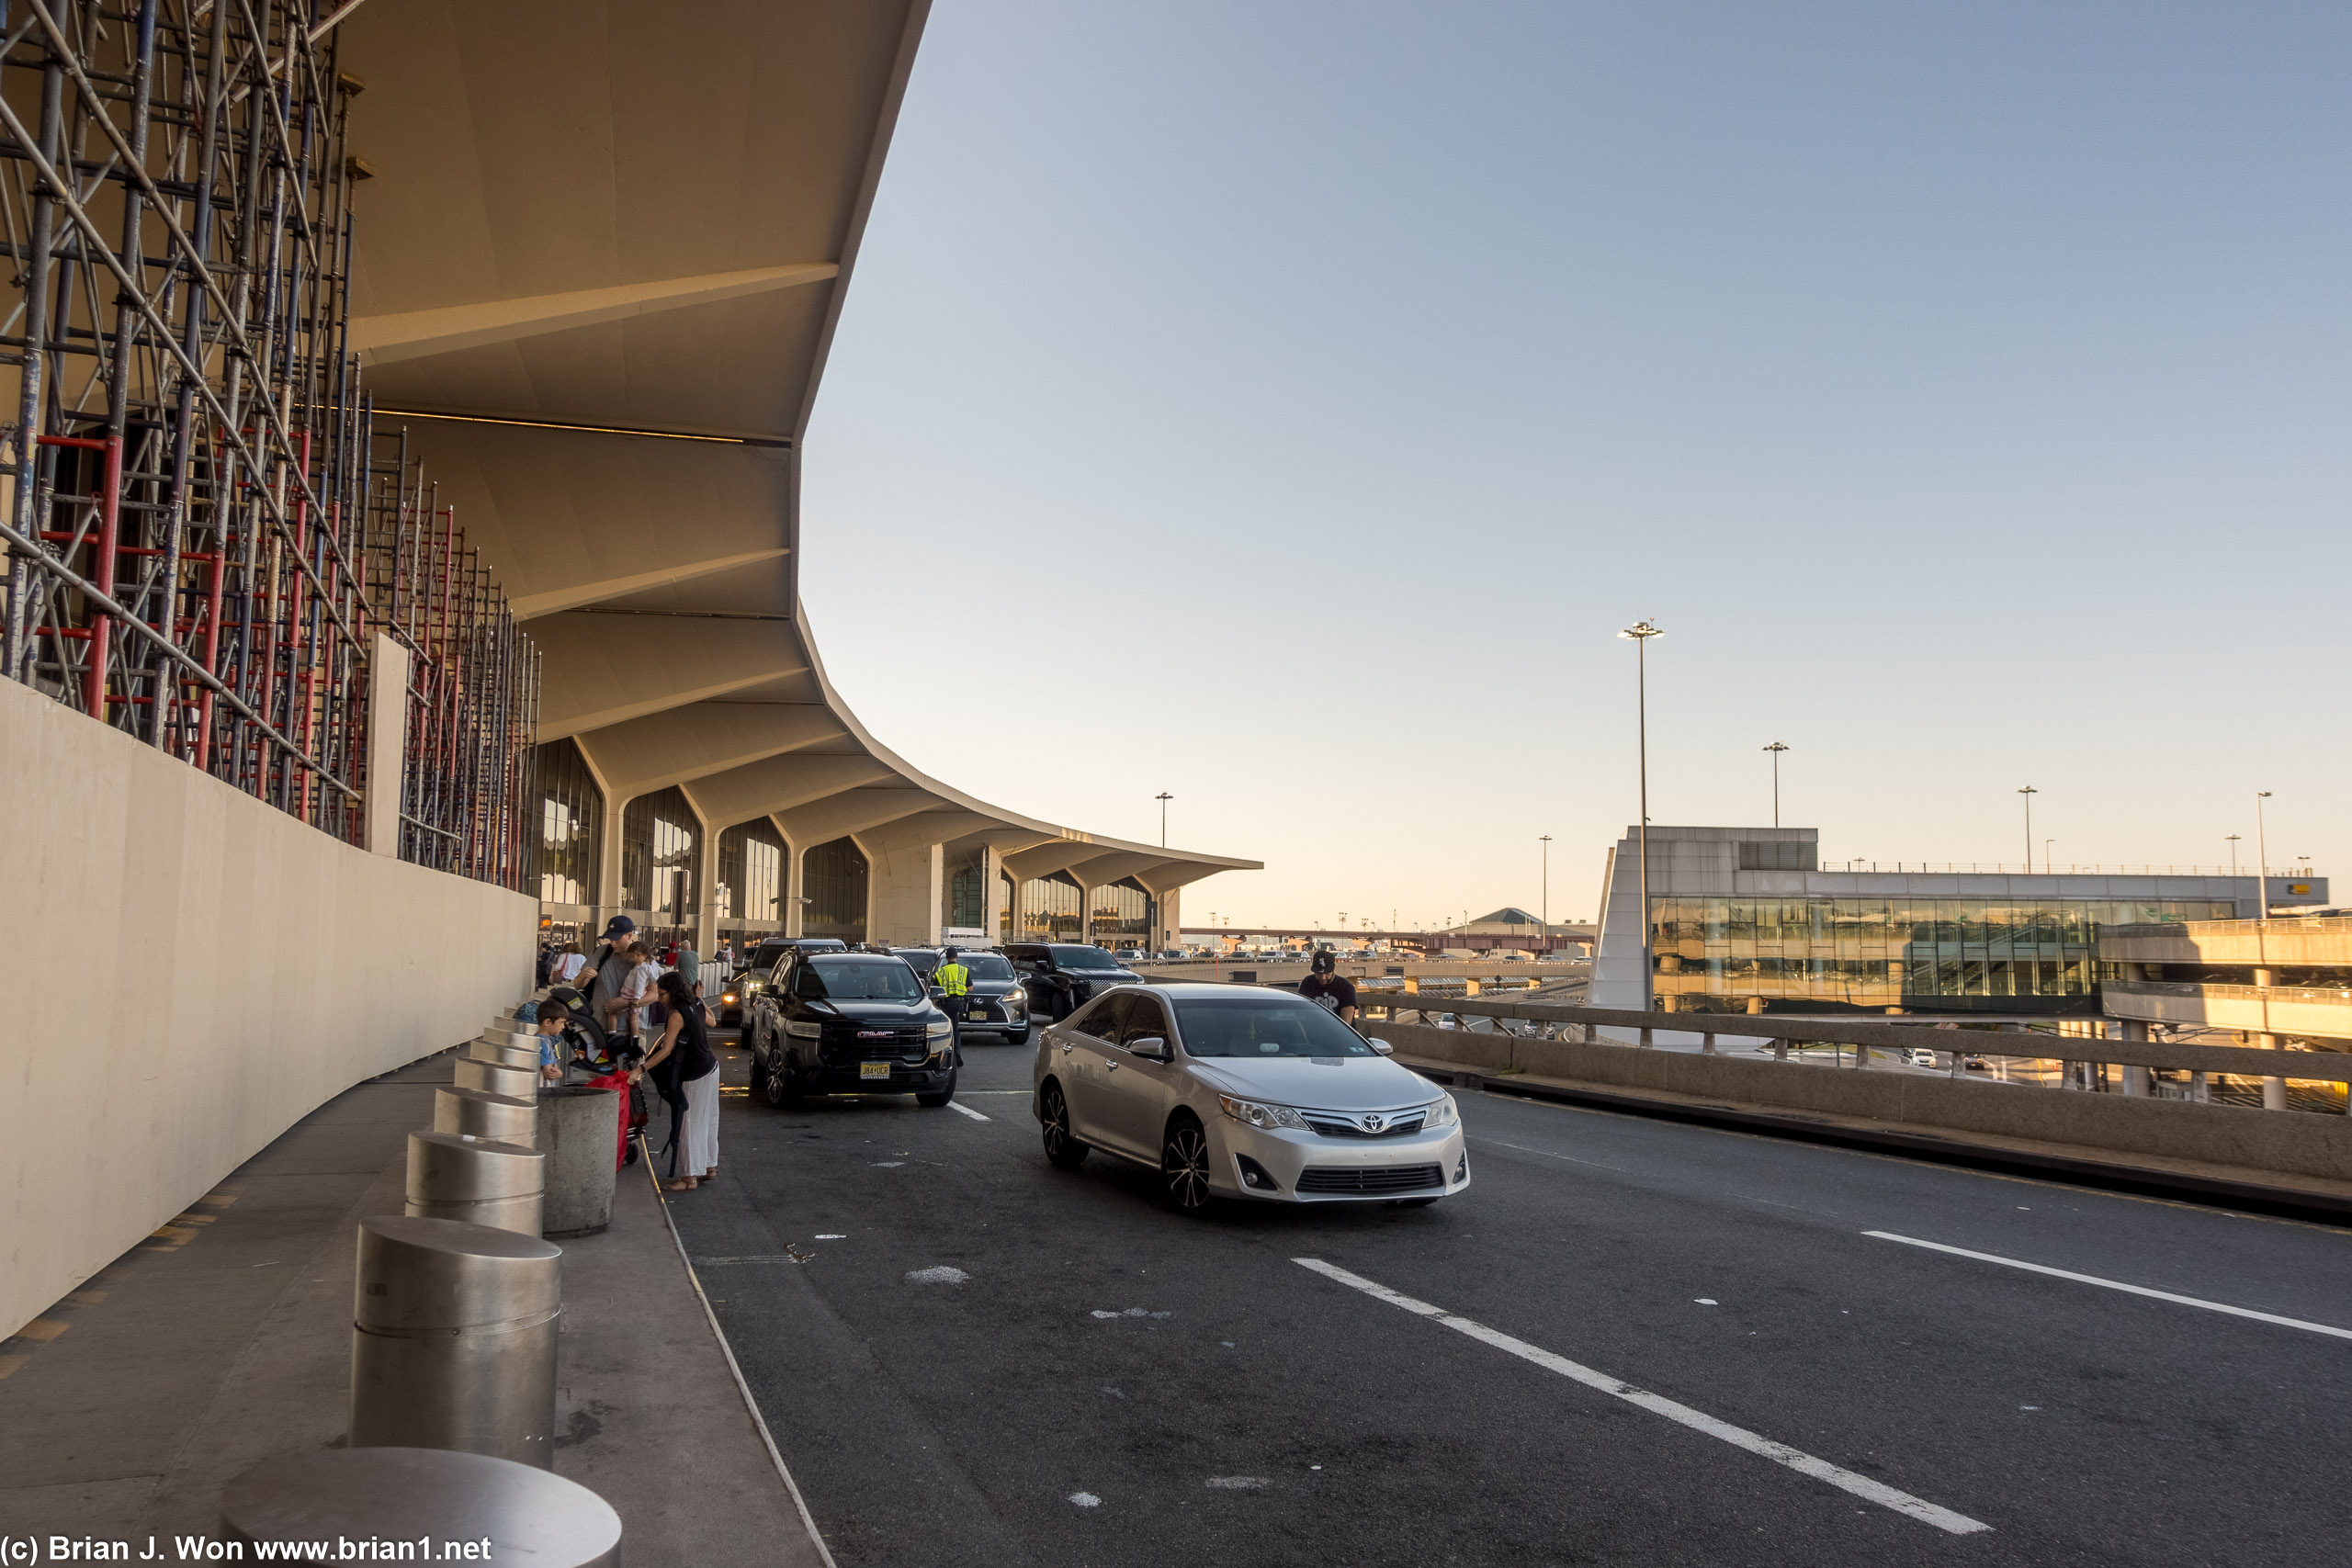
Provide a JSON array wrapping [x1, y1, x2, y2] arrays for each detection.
[[1737, 840, 1816, 871]]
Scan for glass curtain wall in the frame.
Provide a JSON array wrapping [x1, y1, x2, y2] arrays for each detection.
[[717, 818, 786, 952], [534, 739, 601, 921], [999, 870, 1017, 946], [1650, 897, 2238, 1015], [1017, 874, 1084, 941], [621, 787, 701, 943], [804, 836, 869, 942], [944, 842, 987, 933], [1087, 880, 1153, 946]]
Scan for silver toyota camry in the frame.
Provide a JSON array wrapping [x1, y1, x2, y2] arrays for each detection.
[[1031, 982, 1469, 1212]]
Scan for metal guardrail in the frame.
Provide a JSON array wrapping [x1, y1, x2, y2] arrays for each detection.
[[1352, 992, 2352, 1085]]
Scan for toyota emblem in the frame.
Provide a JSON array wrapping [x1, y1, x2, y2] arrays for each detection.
[[1362, 1113, 1385, 1132]]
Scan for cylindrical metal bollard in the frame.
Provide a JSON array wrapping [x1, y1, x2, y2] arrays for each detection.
[[406, 1131, 546, 1235], [435, 1086, 537, 1143], [350, 1215, 561, 1468], [457, 1057, 537, 1098], [536, 1085, 621, 1238], [469, 1038, 541, 1070], [223, 1448, 619, 1564], [481, 1024, 537, 1048]]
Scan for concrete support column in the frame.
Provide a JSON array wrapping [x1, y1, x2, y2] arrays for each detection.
[[2115, 1020, 2150, 1097], [2254, 967, 2287, 1111], [1158, 885, 1182, 953], [694, 823, 720, 958], [594, 794, 628, 936], [363, 633, 411, 856], [781, 826, 803, 937], [865, 837, 942, 947], [983, 847, 1009, 946]]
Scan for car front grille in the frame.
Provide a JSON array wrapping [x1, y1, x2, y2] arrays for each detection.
[[1296, 1164, 1445, 1195], [1303, 1111, 1428, 1139], [826, 1026, 928, 1063]]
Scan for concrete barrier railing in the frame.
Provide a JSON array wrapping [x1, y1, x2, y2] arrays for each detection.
[[1356, 995, 2352, 1184]]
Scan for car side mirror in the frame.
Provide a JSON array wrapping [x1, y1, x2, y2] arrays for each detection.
[[1368, 1038, 1396, 1056], [1129, 1035, 1172, 1063]]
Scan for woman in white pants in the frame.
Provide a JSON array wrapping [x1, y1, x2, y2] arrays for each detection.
[[640, 971, 719, 1190]]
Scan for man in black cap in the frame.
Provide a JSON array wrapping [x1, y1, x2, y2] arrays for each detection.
[[1299, 948, 1357, 1026], [586, 916, 639, 1032]]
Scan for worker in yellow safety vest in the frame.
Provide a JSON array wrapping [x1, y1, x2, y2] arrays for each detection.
[[934, 946, 971, 1000]]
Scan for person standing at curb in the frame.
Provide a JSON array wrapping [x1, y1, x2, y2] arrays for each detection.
[[586, 917, 638, 1030], [1300, 948, 1359, 1026], [640, 971, 718, 1190], [675, 937, 701, 998], [548, 941, 589, 989]]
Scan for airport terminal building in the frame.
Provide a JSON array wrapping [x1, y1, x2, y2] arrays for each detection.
[[1591, 826, 2325, 1018]]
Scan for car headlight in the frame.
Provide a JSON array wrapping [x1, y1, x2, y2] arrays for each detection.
[[1218, 1094, 1309, 1131], [743, 978, 763, 993], [1424, 1095, 1459, 1127], [721, 992, 738, 1006], [926, 1021, 955, 1041], [785, 1021, 821, 1039]]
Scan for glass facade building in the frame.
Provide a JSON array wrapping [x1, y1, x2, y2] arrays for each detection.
[[944, 841, 987, 932], [534, 739, 601, 916], [804, 835, 868, 942], [716, 817, 786, 947], [621, 786, 700, 941], [1016, 874, 1084, 941], [1087, 881, 1153, 946], [1650, 896, 2237, 1015]]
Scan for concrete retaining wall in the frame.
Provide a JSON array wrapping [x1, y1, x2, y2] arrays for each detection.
[[1, 678, 535, 1337], [1374, 1021, 2352, 1183]]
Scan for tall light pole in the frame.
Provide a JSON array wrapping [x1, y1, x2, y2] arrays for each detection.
[[2226, 834, 2241, 876], [1539, 834, 1552, 939], [2256, 792, 2272, 919], [2016, 785, 2037, 870], [2044, 839, 2055, 874], [1155, 792, 1172, 847], [1762, 741, 1789, 829], [2255, 791, 2280, 1110], [1620, 619, 1663, 1011]]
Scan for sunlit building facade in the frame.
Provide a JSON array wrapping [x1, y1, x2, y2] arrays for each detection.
[[1593, 826, 2310, 1018]]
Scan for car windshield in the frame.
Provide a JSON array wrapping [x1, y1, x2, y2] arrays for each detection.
[[895, 949, 941, 970], [1052, 945, 1124, 971], [798, 957, 924, 1002], [956, 954, 1015, 980], [1173, 998, 1377, 1057]]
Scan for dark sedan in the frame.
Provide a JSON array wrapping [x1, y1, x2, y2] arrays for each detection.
[[747, 950, 959, 1110]]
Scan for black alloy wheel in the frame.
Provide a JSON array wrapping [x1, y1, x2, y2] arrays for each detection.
[[917, 1069, 959, 1109], [759, 1046, 791, 1109], [1007, 1023, 1033, 1046], [1040, 1080, 1089, 1168], [1160, 1115, 1213, 1213]]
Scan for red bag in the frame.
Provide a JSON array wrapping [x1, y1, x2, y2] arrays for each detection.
[[583, 1070, 643, 1170]]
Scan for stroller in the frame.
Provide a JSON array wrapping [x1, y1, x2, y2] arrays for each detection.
[[541, 985, 623, 1072], [546, 985, 650, 1166]]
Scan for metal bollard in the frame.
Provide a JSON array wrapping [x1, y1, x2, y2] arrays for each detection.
[[481, 1024, 538, 1050], [469, 1038, 542, 1071], [406, 1131, 546, 1236], [349, 1215, 561, 1468], [457, 1057, 538, 1099], [435, 1086, 537, 1143], [537, 1085, 622, 1238], [222, 1448, 620, 1565]]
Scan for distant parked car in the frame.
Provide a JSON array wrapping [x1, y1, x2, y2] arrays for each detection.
[[718, 935, 847, 1026], [1004, 942, 1142, 1021], [926, 949, 1031, 1044]]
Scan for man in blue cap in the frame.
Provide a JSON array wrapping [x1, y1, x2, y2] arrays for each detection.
[[586, 915, 639, 1032]]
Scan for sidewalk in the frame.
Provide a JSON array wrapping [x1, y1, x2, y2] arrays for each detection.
[[0, 1049, 831, 1566]]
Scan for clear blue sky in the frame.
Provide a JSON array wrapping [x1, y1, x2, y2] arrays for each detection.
[[799, 0, 2350, 930]]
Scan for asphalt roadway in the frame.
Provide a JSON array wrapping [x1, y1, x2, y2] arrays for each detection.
[[671, 1034, 2352, 1568]]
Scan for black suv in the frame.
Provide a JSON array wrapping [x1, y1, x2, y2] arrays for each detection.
[[1003, 942, 1142, 1021], [718, 936, 846, 1026], [748, 950, 958, 1110]]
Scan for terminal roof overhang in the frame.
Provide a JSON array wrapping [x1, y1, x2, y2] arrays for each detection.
[[336, 0, 1256, 897]]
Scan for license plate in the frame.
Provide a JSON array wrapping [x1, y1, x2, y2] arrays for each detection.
[[859, 1061, 891, 1080], [968, 1009, 987, 1021]]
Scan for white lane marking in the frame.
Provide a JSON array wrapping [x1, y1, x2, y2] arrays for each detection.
[[1472, 1135, 1625, 1172], [1293, 1258, 1989, 1536], [960, 1089, 1030, 1095], [947, 1101, 990, 1121], [1862, 1231, 2352, 1340]]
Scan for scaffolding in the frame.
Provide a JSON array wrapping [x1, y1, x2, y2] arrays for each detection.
[[0, 1, 536, 890]]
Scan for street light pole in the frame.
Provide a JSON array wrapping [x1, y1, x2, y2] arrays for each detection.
[[1155, 792, 1172, 847], [2044, 839, 2054, 874], [2016, 785, 2037, 870], [2226, 834, 2241, 876], [2255, 790, 2280, 1110], [1619, 620, 1663, 1012], [1762, 741, 1789, 829], [1540, 834, 1552, 941]]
